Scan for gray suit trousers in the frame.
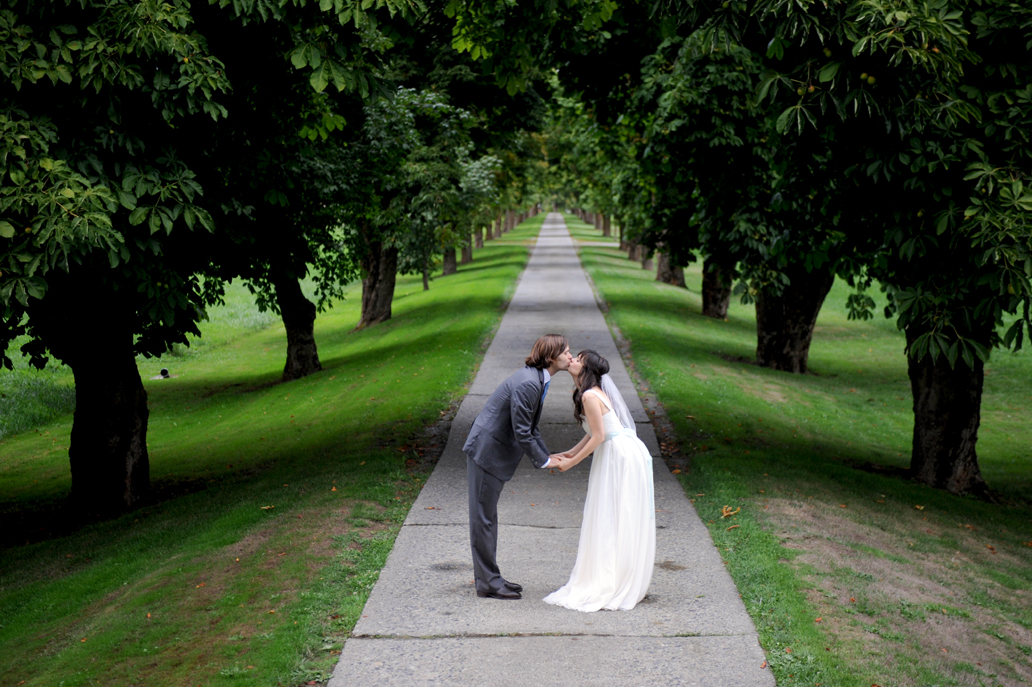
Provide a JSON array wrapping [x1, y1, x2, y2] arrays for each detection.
[[467, 456, 506, 594]]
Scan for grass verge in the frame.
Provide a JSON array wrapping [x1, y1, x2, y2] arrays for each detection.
[[0, 216, 543, 687], [568, 212, 1032, 687]]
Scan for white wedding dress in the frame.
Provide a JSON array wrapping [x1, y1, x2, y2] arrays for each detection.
[[544, 389, 656, 612]]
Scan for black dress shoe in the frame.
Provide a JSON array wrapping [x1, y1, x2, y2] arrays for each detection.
[[503, 580, 523, 593], [477, 588, 522, 600]]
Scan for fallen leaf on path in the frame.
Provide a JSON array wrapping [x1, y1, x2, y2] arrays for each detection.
[[672, 469, 681, 474], [815, 617, 822, 623], [424, 506, 439, 510], [986, 545, 997, 553], [850, 597, 856, 603], [331, 486, 337, 491], [914, 505, 925, 510], [760, 661, 767, 669], [839, 504, 847, 508], [260, 505, 274, 510], [940, 648, 948, 654], [726, 525, 740, 531], [195, 583, 205, 588], [721, 505, 740, 518]]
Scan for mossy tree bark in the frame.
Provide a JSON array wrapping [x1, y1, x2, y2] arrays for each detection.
[[358, 239, 398, 328], [640, 247, 653, 271], [272, 266, 321, 380], [755, 266, 834, 373], [442, 247, 458, 275], [905, 325, 990, 496], [701, 258, 733, 319], [656, 253, 686, 287]]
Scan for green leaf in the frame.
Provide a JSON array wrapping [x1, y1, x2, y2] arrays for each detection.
[[970, 340, 990, 363], [117, 189, 137, 210], [775, 107, 794, 133], [129, 206, 148, 225], [0, 221, 14, 238], [818, 62, 840, 82], [310, 62, 330, 92], [290, 46, 308, 69]]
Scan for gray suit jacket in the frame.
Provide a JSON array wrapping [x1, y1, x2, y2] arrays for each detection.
[[462, 366, 550, 481]]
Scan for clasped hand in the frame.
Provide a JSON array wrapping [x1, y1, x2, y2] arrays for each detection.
[[548, 451, 576, 472]]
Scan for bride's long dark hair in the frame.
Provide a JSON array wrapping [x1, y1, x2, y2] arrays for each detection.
[[573, 349, 610, 422]]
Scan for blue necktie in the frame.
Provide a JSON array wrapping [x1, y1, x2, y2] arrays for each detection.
[[541, 380, 550, 404]]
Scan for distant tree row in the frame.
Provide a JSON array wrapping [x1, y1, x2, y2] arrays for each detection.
[[0, 0, 581, 511], [538, 0, 1031, 498]]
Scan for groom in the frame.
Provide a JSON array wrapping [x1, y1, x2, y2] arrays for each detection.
[[463, 334, 572, 599]]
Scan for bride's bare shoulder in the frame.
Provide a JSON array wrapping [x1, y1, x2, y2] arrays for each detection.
[[584, 387, 612, 408]]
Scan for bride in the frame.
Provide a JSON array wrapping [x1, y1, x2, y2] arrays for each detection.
[[545, 350, 655, 612]]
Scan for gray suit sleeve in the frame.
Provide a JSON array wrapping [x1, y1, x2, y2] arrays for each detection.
[[510, 380, 550, 468]]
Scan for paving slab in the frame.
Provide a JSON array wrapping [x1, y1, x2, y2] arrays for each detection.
[[331, 636, 771, 687], [329, 214, 772, 686]]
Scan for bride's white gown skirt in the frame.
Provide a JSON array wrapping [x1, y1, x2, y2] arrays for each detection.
[[544, 417, 656, 612]]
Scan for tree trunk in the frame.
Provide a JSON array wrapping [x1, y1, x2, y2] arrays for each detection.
[[422, 268, 429, 291], [442, 247, 458, 275], [494, 213, 502, 239], [702, 258, 733, 319], [754, 266, 835, 373], [30, 273, 150, 511], [641, 251, 653, 271], [504, 210, 514, 233], [461, 231, 473, 264], [656, 253, 686, 287], [272, 269, 321, 381], [627, 242, 638, 260], [602, 215, 611, 238], [358, 240, 398, 329], [475, 226, 484, 249], [905, 326, 989, 496]]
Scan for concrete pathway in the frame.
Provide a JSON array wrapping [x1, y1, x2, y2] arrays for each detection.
[[328, 214, 773, 686]]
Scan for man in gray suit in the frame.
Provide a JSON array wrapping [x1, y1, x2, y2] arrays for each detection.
[[463, 334, 572, 599]]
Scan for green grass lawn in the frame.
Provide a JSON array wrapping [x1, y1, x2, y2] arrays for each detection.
[[567, 212, 1032, 687], [0, 216, 543, 687]]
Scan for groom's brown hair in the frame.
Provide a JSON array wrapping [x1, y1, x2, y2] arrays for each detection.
[[525, 334, 569, 369]]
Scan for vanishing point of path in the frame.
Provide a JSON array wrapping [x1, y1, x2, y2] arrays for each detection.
[[328, 214, 774, 686]]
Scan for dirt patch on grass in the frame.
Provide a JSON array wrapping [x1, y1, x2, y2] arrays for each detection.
[[762, 496, 1032, 686]]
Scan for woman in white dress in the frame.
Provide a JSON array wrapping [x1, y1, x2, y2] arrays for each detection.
[[544, 350, 656, 612]]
